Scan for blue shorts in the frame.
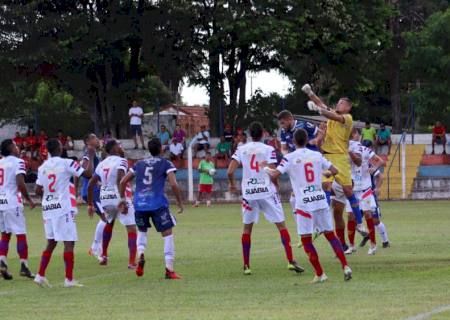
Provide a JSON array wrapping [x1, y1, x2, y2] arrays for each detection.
[[82, 195, 102, 216], [135, 207, 176, 233], [372, 196, 381, 219], [131, 125, 142, 135]]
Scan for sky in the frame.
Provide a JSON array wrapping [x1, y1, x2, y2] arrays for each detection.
[[180, 70, 292, 105]]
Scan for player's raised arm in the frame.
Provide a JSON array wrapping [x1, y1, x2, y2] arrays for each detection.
[[80, 146, 95, 178], [369, 153, 385, 174], [168, 171, 183, 214], [17, 173, 35, 209], [302, 84, 346, 124], [349, 150, 362, 166]]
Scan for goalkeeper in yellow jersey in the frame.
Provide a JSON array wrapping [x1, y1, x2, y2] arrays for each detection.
[[301, 84, 367, 243]]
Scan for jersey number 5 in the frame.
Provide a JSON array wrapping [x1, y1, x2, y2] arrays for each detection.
[[250, 155, 259, 173], [48, 174, 56, 192], [304, 163, 315, 183], [143, 167, 153, 185]]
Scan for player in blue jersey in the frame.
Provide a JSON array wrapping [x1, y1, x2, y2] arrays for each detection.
[[278, 110, 320, 153], [119, 138, 183, 279], [80, 133, 104, 259]]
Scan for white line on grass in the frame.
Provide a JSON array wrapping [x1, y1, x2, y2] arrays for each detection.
[[404, 304, 450, 320]]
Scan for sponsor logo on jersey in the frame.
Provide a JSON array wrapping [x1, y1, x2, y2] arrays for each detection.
[[246, 178, 266, 186], [303, 185, 322, 193], [100, 194, 118, 200], [245, 187, 269, 195], [43, 203, 62, 211], [303, 194, 326, 204], [0, 199, 8, 205]]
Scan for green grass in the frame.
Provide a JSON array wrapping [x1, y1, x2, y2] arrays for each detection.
[[1, 201, 450, 320]]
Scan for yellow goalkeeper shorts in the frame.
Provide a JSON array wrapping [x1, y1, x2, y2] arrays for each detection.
[[322, 153, 352, 186]]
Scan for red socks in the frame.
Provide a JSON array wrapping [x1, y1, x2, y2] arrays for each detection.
[[0, 232, 11, 256], [336, 228, 346, 247], [16, 234, 28, 260], [366, 217, 376, 245], [301, 236, 323, 276], [63, 252, 74, 281], [241, 234, 251, 267], [128, 232, 137, 264], [38, 250, 53, 277], [347, 220, 356, 246], [102, 223, 114, 257], [279, 229, 294, 263], [325, 232, 348, 269]]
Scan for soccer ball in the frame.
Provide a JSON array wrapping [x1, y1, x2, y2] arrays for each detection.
[[209, 168, 216, 176]]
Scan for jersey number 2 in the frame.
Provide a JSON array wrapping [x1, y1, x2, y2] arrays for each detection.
[[250, 155, 259, 173], [304, 163, 314, 183], [48, 174, 56, 192]]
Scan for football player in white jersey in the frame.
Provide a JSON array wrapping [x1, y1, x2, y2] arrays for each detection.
[[34, 139, 94, 288], [334, 128, 384, 255], [264, 129, 352, 283], [227, 121, 304, 275], [87, 139, 137, 268], [0, 139, 35, 280]]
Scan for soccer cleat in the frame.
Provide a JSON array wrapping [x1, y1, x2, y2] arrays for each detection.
[[341, 243, 349, 252], [88, 246, 101, 259], [0, 260, 13, 280], [344, 246, 357, 255], [165, 268, 182, 280], [193, 201, 199, 208], [288, 261, 305, 274], [368, 245, 377, 255], [206, 201, 211, 207], [344, 266, 352, 281], [20, 263, 35, 279], [136, 254, 145, 277], [64, 279, 84, 288], [34, 274, 52, 288], [243, 265, 252, 275], [382, 241, 390, 248], [359, 235, 370, 248], [98, 256, 108, 266], [311, 274, 328, 284], [128, 263, 137, 270], [356, 224, 369, 238]]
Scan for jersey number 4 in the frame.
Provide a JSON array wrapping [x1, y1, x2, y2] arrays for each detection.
[[304, 162, 315, 183], [250, 155, 259, 173]]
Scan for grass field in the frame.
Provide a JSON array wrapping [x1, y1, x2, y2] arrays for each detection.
[[1, 200, 450, 320]]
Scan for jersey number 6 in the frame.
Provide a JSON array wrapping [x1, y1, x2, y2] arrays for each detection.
[[304, 162, 315, 183]]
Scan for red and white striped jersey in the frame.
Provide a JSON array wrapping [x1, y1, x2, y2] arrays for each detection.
[[232, 142, 278, 200], [37, 157, 84, 218], [95, 155, 128, 208], [0, 156, 26, 210], [277, 148, 332, 212]]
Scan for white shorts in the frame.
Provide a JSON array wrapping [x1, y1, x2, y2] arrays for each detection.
[[98, 202, 136, 226], [331, 181, 347, 204], [242, 194, 285, 225], [345, 189, 376, 213], [289, 193, 296, 213], [0, 207, 27, 234], [44, 213, 78, 242], [295, 208, 333, 235]]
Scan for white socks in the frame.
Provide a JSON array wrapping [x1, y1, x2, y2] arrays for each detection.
[[164, 234, 175, 271], [137, 231, 148, 256], [375, 222, 389, 243], [92, 220, 106, 252]]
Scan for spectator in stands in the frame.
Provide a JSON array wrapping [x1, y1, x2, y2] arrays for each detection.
[[129, 100, 145, 149], [195, 151, 215, 208], [215, 136, 231, 164], [57, 129, 69, 158], [38, 129, 48, 146], [194, 125, 210, 154], [101, 130, 113, 146], [24, 128, 37, 156], [223, 124, 234, 143], [362, 121, 377, 147], [157, 124, 171, 151], [169, 138, 184, 162], [13, 132, 23, 150], [65, 136, 75, 151], [173, 124, 186, 145], [233, 132, 247, 151], [376, 123, 392, 155], [432, 121, 447, 155], [38, 141, 49, 161]]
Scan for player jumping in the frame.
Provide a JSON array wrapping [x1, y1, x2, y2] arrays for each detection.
[[0, 139, 36, 280], [263, 129, 352, 283], [227, 121, 304, 275], [119, 138, 183, 279], [301, 84, 367, 250], [34, 139, 94, 288], [87, 139, 137, 268]]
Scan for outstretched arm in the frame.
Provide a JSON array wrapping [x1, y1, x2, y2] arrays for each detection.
[[303, 84, 346, 124], [168, 172, 183, 214]]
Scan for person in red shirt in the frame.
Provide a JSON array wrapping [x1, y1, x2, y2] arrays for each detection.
[[432, 121, 446, 155], [13, 132, 23, 150], [24, 128, 37, 154], [38, 130, 48, 147]]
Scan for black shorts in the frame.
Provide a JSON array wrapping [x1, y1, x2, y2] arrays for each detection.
[[131, 125, 142, 135], [197, 143, 210, 151], [135, 207, 176, 233]]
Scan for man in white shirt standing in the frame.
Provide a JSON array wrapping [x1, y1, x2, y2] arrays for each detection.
[[194, 125, 210, 155], [129, 100, 145, 150]]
